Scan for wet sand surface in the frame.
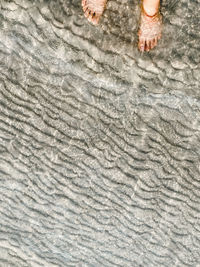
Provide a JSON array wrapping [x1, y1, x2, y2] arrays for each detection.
[[0, 0, 200, 266]]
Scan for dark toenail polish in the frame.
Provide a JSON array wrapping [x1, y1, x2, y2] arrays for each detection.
[[89, 10, 91, 14]]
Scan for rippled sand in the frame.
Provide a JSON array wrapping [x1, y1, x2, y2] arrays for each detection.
[[0, 0, 199, 266]]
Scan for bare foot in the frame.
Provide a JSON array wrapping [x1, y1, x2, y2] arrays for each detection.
[[82, 0, 107, 25], [138, 3, 162, 52]]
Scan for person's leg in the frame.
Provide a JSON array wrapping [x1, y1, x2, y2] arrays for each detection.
[[82, 0, 107, 25], [138, 0, 162, 52], [143, 0, 160, 16]]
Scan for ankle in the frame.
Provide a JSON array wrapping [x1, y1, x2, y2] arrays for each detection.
[[142, 1, 160, 17]]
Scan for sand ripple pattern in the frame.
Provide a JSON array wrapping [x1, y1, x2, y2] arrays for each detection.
[[0, 0, 200, 266]]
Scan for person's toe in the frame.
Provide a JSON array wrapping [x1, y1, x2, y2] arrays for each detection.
[[154, 37, 158, 47], [145, 39, 150, 51], [92, 14, 100, 25], [82, 0, 86, 7], [150, 39, 155, 50], [138, 38, 145, 52], [87, 11, 98, 24], [149, 39, 153, 50], [87, 10, 93, 21], [152, 37, 158, 49], [82, 4, 87, 12], [84, 8, 90, 18]]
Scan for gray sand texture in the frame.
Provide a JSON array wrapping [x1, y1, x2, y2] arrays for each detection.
[[0, 0, 200, 266]]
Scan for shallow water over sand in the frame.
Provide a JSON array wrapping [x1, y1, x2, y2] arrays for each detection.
[[0, 0, 200, 266]]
